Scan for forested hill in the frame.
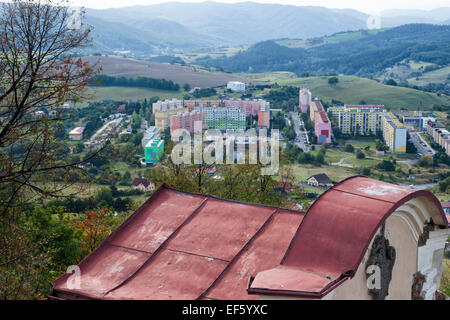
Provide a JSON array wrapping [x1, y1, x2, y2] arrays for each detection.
[[198, 24, 450, 77]]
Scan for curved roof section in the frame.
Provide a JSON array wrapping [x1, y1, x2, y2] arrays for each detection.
[[249, 176, 448, 299], [50, 185, 304, 300]]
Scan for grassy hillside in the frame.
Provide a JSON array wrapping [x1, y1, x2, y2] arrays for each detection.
[[241, 74, 450, 109], [276, 29, 387, 49], [408, 66, 450, 86]]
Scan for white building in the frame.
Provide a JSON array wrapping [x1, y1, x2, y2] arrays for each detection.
[[69, 127, 84, 141], [227, 81, 246, 93]]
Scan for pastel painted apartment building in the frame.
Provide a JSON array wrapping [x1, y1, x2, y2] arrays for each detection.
[[195, 105, 246, 130], [152, 99, 184, 114], [227, 81, 246, 93], [310, 99, 331, 144], [299, 88, 311, 113], [155, 108, 190, 130], [427, 121, 450, 156], [382, 113, 407, 153], [328, 105, 385, 136], [144, 138, 164, 166], [170, 110, 203, 138]]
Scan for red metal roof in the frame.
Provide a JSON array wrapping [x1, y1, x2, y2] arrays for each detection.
[[51, 177, 448, 300], [248, 176, 448, 299], [50, 185, 304, 300]]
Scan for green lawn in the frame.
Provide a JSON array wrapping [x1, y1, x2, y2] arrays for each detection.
[[293, 164, 357, 183], [276, 76, 450, 110]]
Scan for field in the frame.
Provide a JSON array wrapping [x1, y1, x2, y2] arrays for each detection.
[[275, 76, 450, 109], [276, 29, 386, 49], [408, 66, 450, 86], [176, 45, 248, 63], [240, 71, 299, 83], [83, 86, 184, 104], [82, 55, 246, 88]]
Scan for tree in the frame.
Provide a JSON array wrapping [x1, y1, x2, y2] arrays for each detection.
[[0, 0, 97, 212], [345, 144, 355, 153], [0, 0, 98, 299], [356, 150, 366, 159], [183, 83, 191, 92], [418, 154, 433, 167], [386, 79, 397, 86], [328, 77, 339, 87]]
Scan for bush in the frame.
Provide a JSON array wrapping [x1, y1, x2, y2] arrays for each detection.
[[345, 144, 355, 153], [362, 167, 371, 176], [356, 150, 366, 159], [418, 155, 434, 167], [377, 160, 396, 172]]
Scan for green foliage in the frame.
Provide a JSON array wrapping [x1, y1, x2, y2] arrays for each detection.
[[192, 88, 217, 98], [263, 86, 299, 112], [328, 77, 339, 86], [385, 79, 397, 86], [344, 144, 355, 153], [200, 24, 450, 77], [356, 150, 366, 159], [362, 167, 371, 176], [377, 160, 396, 172], [91, 75, 180, 91], [418, 154, 434, 167]]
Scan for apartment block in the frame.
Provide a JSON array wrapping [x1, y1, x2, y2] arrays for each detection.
[[328, 105, 385, 136], [144, 138, 164, 165], [155, 108, 190, 130], [195, 105, 246, 130], [152, 99, 184, 114], [170, 110, 202, 138], [310, 99, 331, 144], [299, 88, 311, 113], [427, 121, 450, 156], [227, 81, 246, 93], [382, 113, 407, 153]]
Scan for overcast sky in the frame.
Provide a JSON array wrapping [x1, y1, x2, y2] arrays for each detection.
[[69, 0, 450, 14]]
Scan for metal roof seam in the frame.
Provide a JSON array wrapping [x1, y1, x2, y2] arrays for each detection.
[[164, 248, 231, 263], [107, 242, 154, 255], [196, 209, 279, 300], [103, 196, 209, 297]]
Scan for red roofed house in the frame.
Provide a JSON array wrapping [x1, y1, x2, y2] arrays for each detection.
[[50, 177, 449, 300]]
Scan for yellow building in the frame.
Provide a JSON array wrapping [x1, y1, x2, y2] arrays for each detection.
[[382, 113, 407, 153], [328, 105, 385, 136], [155, 108, 191, 130]]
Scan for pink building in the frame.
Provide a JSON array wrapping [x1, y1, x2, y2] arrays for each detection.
[[310, 99, 331, 145], [258, 111, 270, 128], [299, 88, 311, 113], [315, 112, 332, 145], [170, 110, 202, 138]]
